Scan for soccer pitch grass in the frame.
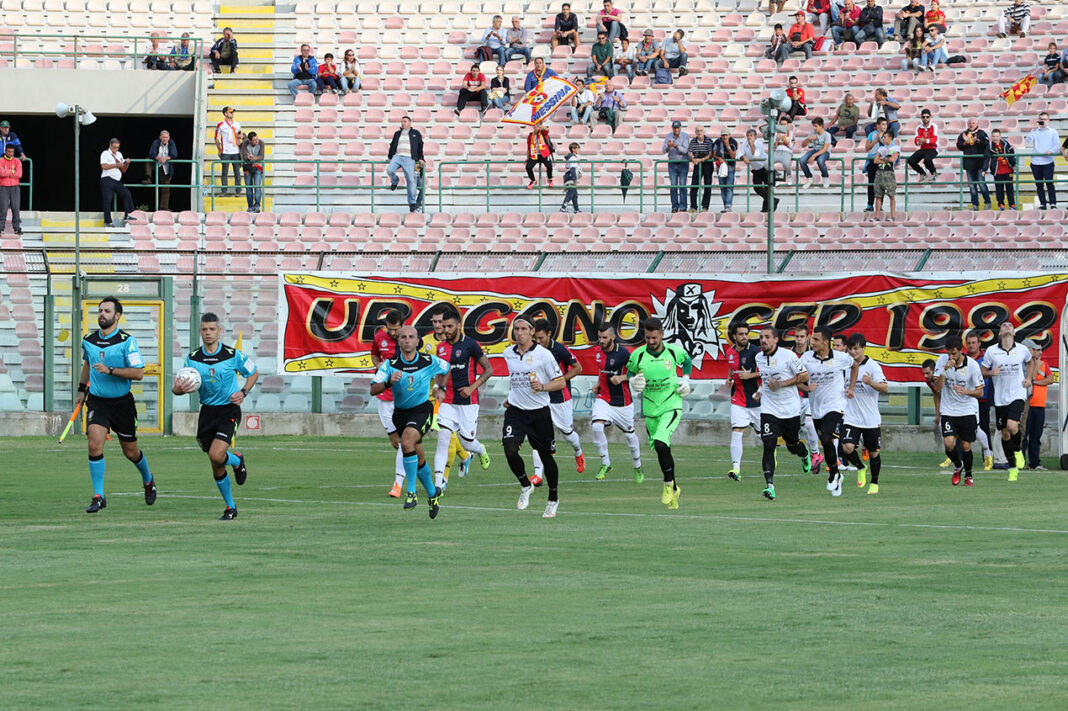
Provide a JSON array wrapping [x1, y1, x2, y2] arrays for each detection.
[[3, 436, 1068, 710]]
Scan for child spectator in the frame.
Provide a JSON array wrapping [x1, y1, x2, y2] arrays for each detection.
[[800, 117, 832, 188], [615, 38, 638, 82], [785, 75, 807, 120], [766, 24, 789, 66], [560, 142, 582, 213], [773, 115, 795, 184], [872, 129, 899, 221], [317, 53, 340, 94]]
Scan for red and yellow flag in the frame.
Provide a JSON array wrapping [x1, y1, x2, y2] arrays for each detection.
[[1002, 73, 1037, 106]]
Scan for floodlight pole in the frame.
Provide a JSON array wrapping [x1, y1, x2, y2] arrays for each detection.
[[766, 110, 776, 274], [70, 105, 85, 407]]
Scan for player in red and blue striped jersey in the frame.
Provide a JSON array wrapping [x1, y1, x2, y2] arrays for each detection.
[[726, 322, 762, 481], [591, 322, 644, 482], [532, 319, 586, 484]]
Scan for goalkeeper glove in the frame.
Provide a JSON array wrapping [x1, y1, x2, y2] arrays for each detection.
[[676, 376, 691, 396], [630, 373, 646, 393]]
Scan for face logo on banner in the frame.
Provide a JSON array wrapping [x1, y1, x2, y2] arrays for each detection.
[[652, 283, 724, 365]]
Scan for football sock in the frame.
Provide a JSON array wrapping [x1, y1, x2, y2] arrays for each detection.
[[215, 474, 235, 508], [133, 450, 153, 484], [945, 444, 961, 468], [592, 421, 610, 466], [539, 449, 560, 501], [803, 418, 820, 454], [975, 427, 990, 456], [762, 440, 777, 483], [625, 432, 642, 467], [730, 430, 743, 470], [225, 451, 241, 468], [846, 449, 865, 470], [433, 429, 453, 478], [459, 434, 485, 456], [560, 428, 583, 455], [869, 453, 881, 483], [403, 452, 419, 494], [962, 449, 974, 475], [503, 443, 531, 487], [821, 436, 839, 477], [394, 447, 405, 477], [1011, 429, 1023, 454], [89, 455, 105, 497], [531, 449, 545, 476], [654, 440, 674, 482], [786, 440, 808, 459], [417, 461, 436, 497], [1001, 434, 1015, 462]]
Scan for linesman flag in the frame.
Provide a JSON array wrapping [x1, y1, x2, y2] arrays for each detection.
[[1002, 73, 1037, 106]]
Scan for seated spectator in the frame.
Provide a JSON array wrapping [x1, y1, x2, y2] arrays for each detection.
[[766, 24, 789, 66], [169, 32, 196, 70], [773, 115, 794, 183], [800, 117, 832, 188], [956, 119, 991, 209], [341, 49, 362, 93], [456, 63, 489, 114], [865, 88, 901, 137], [571, 78, 597, 125], [997, 0, 1030, 39], [288, 44, 318, 100], [552, 4, 581, 51], [145, 129, 178, 210], [482, 15, 507, 66], [210, 27, 238, 73], [786, 11, 816, 60], [862, 116, 889, 211], [615, 37, 638, 81], [1039, 42, 1064, 88], [636, 30, 661, 75], [317, 53, 340, 93], [806, 0, 831, 37], [855, 0, 885, 47], [901, 25, 925, 72], [505, 17, 532, 65], [924, 0, 947, 34], [829, 0, 845, 23], [831, 0, 861, 48], [489, 65, 512, 110], [588, 32, 615, 80], [596, 83, 628, 133], [785, 75, 807, 120], [893, 1, 923, 41], [524, 57, 559, 91], [0, 120, 27, 160], [872, 129, 899, 222], [738, 128, 774, 212], [920, 25, 947, 72], [907, 107, 939, 182], [661, 30, 689, 76], [597, 0, 625, 44], [768, 0, 787, 14], [986, 129, 1017, 210], [826, 93, 860, 143], [143, 32, 171, 70], [525, 124, 555, 187], [711, 127, 738, 212], [240, 131, 265, 213]]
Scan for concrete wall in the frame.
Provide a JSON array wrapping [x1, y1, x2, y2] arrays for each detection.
[[0, 68, 195, 116]]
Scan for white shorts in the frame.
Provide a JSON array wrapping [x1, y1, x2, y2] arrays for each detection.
[[377, 398, 396, 434], [730, 404, 761, 431], [437, 402, 480, 440], [591, 399, 635, 433], [550, 400, 576, 433]]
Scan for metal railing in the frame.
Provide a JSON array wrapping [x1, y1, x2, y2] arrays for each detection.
[[0, 33, 203, 69], [14, 157, 33, 210], [205, 158, 395, 211]]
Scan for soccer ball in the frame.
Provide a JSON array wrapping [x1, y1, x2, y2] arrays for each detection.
[[175, 366, 202, 392]]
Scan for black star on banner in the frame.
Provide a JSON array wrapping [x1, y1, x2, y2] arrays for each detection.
[[875, 295, 886, 305], [297, 361, 307, 369], [453, 295, 462, 304], [393, 286, 403, 294], [965, 284, 976, 294], [294, 275, 305, 284], [1023, 278, 1032, 287], [425, 291, 435, 300], [325, 358, 334, 367], [357, 283, 367, 291], [997, 281, 1006, 290], [512, 300, 524, 309], [933, 289, 943, 298], [329, 280, 339, 288]]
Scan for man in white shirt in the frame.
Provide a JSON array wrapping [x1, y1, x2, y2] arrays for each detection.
[[502, 316, 567, 518], [842, 333, 888, 494], [738, 128, 775, 212], [570, 79, 597, 125], [99, 138, 135, 227], [755, 325, 812, 501], [800, 325, 858, 497], [214, 106, 243, 196], [1025, 111, 1059, 209], [981, 321, 1035, 481], [933, 335, 984, 486]]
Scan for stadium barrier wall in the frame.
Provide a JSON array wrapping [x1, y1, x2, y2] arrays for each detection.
[[0, 68, 196, 116]]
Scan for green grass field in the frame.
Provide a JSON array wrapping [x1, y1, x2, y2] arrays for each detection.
[[3, 435, 1068, 710]]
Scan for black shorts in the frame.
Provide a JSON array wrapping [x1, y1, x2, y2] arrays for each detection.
[[995, 399, 1025, 430], [941, 414, 978, 442], [841, 424, 881, 452], [760, 413, 801, 444], [503, 405, 556, 454], [86, 392, 138, 442], [197, 404, 241, 452], [392, 401, 434, 438], [813, 411, 843, 441]]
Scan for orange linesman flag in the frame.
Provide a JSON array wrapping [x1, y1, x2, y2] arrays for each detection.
[[1002, 73, 1037, 106]]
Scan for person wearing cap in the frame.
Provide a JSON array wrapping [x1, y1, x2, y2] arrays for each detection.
[[99, 138, 136, 228], [1022, 339, 1052, 470], [662, 121, 690, 213], [214, 106, 243, 197], [787, 11, 816, 61], [0, 121, 27, 160], [711, 126, 739, 212], [0, 142, 23, 235], [636, 30, 662, 75]]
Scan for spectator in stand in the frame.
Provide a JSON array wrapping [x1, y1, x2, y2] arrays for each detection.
[[505, 17, 532, 65], [863, 116, 889, 211], [144, 129, 178, 210], [712, 127, 738, 213], [872, 129, 899, 222], [456, 63, 489, 115], [0, 120, 27, 160], [317, 52, 340, 94], [210, 27, 238, 73], [920, 25, 947, 72], [785, 75, 807, 120], [661, 30, 689, 76], [1025, 111, 1059, 209], [552, 4, 581, 51], [806, 0, 831, 37], [1023, 339, 1051, 470], [524, 57, 558, 90], [773, 115, 794, 184], [907, 108, 939, 182], [0, 143, 22, 235], [387, 116, 426, 213], [1039, 42, 1064, 88], [588, 32, 615, 80], [799, 117, 832, 188], [687, 125, 714, 213], [525, 124, 555, 187], [169, 32, 196, 70], [893, 1, 924, 41], [636, 30, 662, 75], [143, 32, 172, 70], [786, 11, 816, 60], [986, 128, 1017, 210], [214, 106, 242, 196], [855, 0, 886, 47], [766, 24, 790, 66], [490, 65, 512, 110], [997, 0, 1030, 39], [662, 120, 690, 213], [925, 0, 947, 34], [288, 44, 318, 100], [560, 142, 582, 213], [831, 0, 861, 48], [597, 82, 627, 133], [615, 37, 638, 81], [739, 128, 774, 212], [769, 0, 787, 14], [865, 88, 900, 137], [340, 49, 362, 93], [901, 24, 925, 72], [827, 93, 860, 144], [240, 131, 265, 213], [570, 78, 597, 125], [99, 138, 136, 227], [597, 0, 625, 44], [482, 15, 507, 66], [956, 118, 991, 210]]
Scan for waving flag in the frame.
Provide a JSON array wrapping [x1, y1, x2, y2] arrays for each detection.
[[502, 75, 579, 126], [1002, 73, 1037, 106]]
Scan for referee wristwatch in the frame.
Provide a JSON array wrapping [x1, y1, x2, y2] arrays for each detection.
[[240, 387, 249, 396]]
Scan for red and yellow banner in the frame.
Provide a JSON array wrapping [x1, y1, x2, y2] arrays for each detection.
[[278, 272, 1068, 382], [1002, 73, 1037, 107]]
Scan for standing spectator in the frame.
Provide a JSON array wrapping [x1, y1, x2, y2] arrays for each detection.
[[525, 124, 555, 187], [340, 49, 362, 93], [570, 78, 597, 125], [482, 15, 507, 66], [615, 37, 638, 81], [831, 1, 862, 48], [1024, 112, 1059, 209], [785, 75, 807, 120], [865, 88, 901, 137], [214, 106, 242, 196], [799, 117, 832, 188], [288, 44, 318, 100], [854, 0, 886, 47], [826, 93, 860, 143], [317, 52, 340, 94], [806, 0, 832, 37], [893, 0, 924, 40], [872, 129, 899, 221], [241, 131, 265, 213], [956, 118, 991, 210], [0, 143, 22, 235], [925, 0, 947, 33], [636, 30, 662, 75], [560, 142, 582, 213], [661, 120, 690, 213], [766, 24, 790, 66], [712, 127, 738, 213], [588, 32, 615, 80], [145, 129, 178, 211], [661, 30, 689, 76], [597, 0, 625, 44], [906, 108, 939, 182], [687, 125, 715, 213], [773, 115, 795, 184], [787, 12, 816, 60], [524, 57, 558, 91], [387, 116, 426, 213], [210, 27, 238, 73], [99, 138, 135, 227], [596, 82, 628, 133], [456, 63, 489, 114], [920, 25, 947, 72], [1022, 339, 1051, 470], [738, 128, 774, 212], [505, 17, 532, 65], [489, 65, 512, 110], [143, 32, 171, 70], [0, 120, 27, 159], [169, 32, 196, 71], [987, 128, 1017, 210], [1039, 42, 1064, 88], [862, 116, 889, 211], [552, 4, 581, 51], [996, 0, 1030, 39], [901, 24, 925, 72]]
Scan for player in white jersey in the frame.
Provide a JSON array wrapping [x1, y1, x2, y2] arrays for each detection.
[[799, 325, 858, 497], [531, 319, 586, 484], [792, 324, 824, 471], [754, 325, 812, 501], [933, 335, 985, 486], [981, 322, 1035, 482], [842, 333, 888, 494]]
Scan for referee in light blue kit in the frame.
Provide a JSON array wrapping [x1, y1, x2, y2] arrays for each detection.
[[172, 312, 259, 520]]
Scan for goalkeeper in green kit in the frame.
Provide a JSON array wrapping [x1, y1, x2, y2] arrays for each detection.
[[619, 317, 693, 509]]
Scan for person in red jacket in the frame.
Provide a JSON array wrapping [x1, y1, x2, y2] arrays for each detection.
[[906, 108, 939, 182], [0, 143, 23, 235], [785, 75, 808, 119], [525, 124, 555, 187], [786, 11, 816, 60], [806, 0, 831, 36]]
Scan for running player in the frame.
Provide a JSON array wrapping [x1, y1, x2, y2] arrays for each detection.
[[755, 325, 812, 500], [592, 322, 644, 482], [964, 330, 995, 470], [501, 316, 567, 518], [800, 325, 858, 497], [172, 313, 258, 520], [933, 335, 984, 486], [792, 324, 824, 472], [77, 296, 156, 514], [532, 319, 585, 483], [621, 317, 692, 509], [425, 306, 472, 482], [921, 358, 950, 464], [726, 322, 761, 481], [842, 333, 887, 494], [433, 307, 493, 490], [370, 309, 407, 497], [981, 322, 1035, 482], [370, 325, 450, 519]]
